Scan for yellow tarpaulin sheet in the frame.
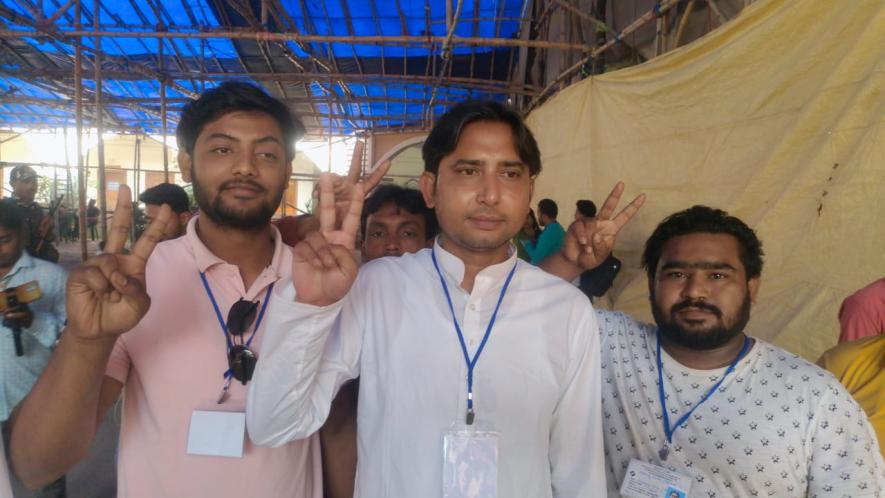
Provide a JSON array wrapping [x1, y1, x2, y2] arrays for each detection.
[[527, 0, 884, 361]]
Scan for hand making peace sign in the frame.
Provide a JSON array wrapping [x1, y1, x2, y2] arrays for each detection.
[[563, 182, 646, 270], [319, 141, 391, 229], [293, 173, 366, 307], [65, 185, 172, 340]]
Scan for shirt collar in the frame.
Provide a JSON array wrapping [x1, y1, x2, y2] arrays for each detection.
[[1, 251, 34, 283], [433, 237, 518, 294], [186, 215, 286, 278]]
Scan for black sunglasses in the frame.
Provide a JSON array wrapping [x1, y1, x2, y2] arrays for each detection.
[[226, 299, 259, 384]]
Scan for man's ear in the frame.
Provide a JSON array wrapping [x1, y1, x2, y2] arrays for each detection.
[[419, 172, 437, 208], [748, 276, 761, 303], [179, 211, 192, 227], [178, 151, 193, 183]]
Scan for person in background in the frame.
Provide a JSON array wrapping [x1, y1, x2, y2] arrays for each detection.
[[85, 199, 99, 241], [0, 203, 66, 497], [2, 165, 59, 263], [523, 198, 565, 265], [574, 199, 621, 302], [513, 208, 539, 262], [321, 183, 437, 498], [818, 334, 885, 458], [359, 184, 437, 262], [138, 183, 192, 241], [838, 277, 885, 343]]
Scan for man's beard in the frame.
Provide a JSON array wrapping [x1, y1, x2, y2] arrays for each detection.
[[652, 291, 752, 350], [192, 168, 283, 229]]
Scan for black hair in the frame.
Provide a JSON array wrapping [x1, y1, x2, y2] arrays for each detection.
[[139, 183, 190, 214], [538, 198, 558, 219], [642, 205, 764, 280], [176, 81, 305, 161], [361, 184, 438, 240], [576, 199, 597, 218], [0, 202, 24, 233], [422, 100, 542, 176]]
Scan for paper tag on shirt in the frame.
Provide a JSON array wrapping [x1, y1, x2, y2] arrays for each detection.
[[620, 459, 692, 498], [442, 424, 498, 498], [186, 410, 245, 458]]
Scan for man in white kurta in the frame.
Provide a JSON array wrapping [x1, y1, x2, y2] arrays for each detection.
[[252, 243, 602, 496], [248, 101, 614, 497]]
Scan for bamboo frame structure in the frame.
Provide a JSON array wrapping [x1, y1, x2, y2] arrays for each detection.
[[0, 0, 749, 258], [0, 0, 748, 136]]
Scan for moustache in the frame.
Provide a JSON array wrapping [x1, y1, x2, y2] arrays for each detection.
[[220, 179, 267, 193], [671, 299, 722, 318]]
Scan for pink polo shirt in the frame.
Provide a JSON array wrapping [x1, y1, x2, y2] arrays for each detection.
[[106, 217, 320, 498]]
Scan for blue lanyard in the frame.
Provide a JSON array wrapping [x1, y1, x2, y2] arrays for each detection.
[[431, 248, 517, 425], [656, 329, 750, 445], [199, 272, 273, 379]]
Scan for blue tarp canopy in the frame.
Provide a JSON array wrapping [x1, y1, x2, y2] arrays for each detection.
[[0, 0, 536, 135]]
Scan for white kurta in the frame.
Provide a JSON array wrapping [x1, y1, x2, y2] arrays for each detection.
[[248, 242, 606, 497], [597, 310, 885, 498]]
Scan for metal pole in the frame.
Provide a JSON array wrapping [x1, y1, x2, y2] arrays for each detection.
[[94, 0, 108, 241], [75, 0, 87, 260], [0, 29, 592, 52], [159, 37, 169, 182]]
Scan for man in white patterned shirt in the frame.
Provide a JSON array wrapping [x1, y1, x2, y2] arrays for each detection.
[[598, 205, 885, 497]]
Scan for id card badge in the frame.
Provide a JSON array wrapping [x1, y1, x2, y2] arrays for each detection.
[[186, 410, 246, 458], [620, 459, 692, 498], [442, 423, 499, 498]]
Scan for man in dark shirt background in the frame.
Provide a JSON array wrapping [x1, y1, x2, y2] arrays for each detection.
[[575, 199, 620, 302], [2, 165, 59, 263]]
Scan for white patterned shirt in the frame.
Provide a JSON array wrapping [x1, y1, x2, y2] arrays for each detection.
[[597, 310, 885, 497]]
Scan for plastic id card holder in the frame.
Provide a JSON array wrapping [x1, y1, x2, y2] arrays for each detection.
[[186, 410, 246, 458], [442, 424, 499, 498], [620, 459, 692, 498]]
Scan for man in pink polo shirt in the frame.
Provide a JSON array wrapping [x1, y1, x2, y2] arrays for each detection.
[[7, 82, 378, 497]]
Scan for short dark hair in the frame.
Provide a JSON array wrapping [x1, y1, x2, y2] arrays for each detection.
[[576, 199, 597, 218], [538, 198, 558, 219], [642, 205, 764, 280], [139, 183, 190, 214], [0, 202, 24, 233], [422, 100, 542, 176], [361, 184, 438, 240], [176, 82, 305, 161]]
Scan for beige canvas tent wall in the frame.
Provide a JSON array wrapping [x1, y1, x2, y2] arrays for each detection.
[[527, 0, 884, 361]]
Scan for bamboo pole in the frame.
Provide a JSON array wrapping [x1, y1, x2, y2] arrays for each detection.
[[526, 0, 682, 112], [674, 0, 698, 49], [94, 0, 108, 242], [74, 0, 87, 260], [0, 29, 591, 51]]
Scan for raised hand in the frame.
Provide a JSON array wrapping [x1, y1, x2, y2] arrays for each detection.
[[322, 141, 391, 228], [563, 182, 646, 270], [65, 185, 171, 340], [293, 174, 364, 307]]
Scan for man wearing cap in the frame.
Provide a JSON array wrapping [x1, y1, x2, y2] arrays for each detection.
[[2, 166, 59, 263]]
